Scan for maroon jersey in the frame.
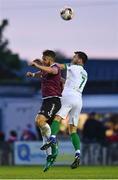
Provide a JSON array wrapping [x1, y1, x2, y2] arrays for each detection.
[[41, 64, 62, 98]]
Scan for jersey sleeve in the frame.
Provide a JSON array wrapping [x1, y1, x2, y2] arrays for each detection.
[[51, 64, 60, 74], [64, 63, 71, 70]]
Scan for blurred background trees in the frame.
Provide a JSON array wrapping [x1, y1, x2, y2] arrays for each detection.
[[0, 19, 22, 80]]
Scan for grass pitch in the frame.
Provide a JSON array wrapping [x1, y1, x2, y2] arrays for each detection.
[[0, 166, 118, 179]]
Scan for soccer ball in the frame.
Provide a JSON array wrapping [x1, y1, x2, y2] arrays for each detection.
[[60, 7, 74, 21]]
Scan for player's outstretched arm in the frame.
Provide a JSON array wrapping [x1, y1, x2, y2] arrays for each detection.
[[26, 71, 42, 78], [30, 62, 58, 74]]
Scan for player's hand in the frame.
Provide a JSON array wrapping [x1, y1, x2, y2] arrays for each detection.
[[26, 72, 34, 77], [29, 61, 38, 67], [33, 59, 42, 65], [29, 59, 42, 66]]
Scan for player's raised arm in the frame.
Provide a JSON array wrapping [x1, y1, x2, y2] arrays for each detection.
[[30, 61, 58, 74]]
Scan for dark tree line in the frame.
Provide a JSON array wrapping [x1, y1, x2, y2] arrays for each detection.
[[0, 19, 21, 73]]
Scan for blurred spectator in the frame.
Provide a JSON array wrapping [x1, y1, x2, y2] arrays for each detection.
[[0, 131, 5, 141], [82, 112, 106, 144], [8, 130, 18, 143], [21, 124, 37, 141], [105, 114, 118, 164], [105, 114, 118, 143], [0, 131, 11, 165], [82, 113, 107, 165]]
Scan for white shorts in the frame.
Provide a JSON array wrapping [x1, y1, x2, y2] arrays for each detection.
[[57, 94, 82, 127]]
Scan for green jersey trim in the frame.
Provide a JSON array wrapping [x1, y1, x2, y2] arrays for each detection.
[[64, 64, 67, 70]]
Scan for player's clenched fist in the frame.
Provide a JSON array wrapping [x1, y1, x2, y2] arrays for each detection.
[[28, 59, 42, 66], [33, 59, 42, 65], [26, 72, 34, 77]]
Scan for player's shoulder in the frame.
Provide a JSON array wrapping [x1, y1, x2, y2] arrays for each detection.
[[67, 64, 81, 71], [82, 68, 88, 77], [71, 64, 83, 70], [68, 64, 78, 68], [78, 65, 88, 77]]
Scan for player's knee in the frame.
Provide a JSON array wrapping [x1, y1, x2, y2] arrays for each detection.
[[35, 114, 47, 128], [69, 124, 77, 134], [54, 115, 62, 122]]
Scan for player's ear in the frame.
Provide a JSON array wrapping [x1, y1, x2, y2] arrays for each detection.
[[49, 57, 53, 62], [78, 58, 82, 63]]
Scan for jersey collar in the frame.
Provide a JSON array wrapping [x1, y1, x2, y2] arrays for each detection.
[[72, 63, 83, 67], [50, 63, 56, 67]]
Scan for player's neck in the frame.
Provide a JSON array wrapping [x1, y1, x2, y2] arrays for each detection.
[[73, 63, 83, 67], [50, 61, 55, 65], [78, 63, 83, 66], [50, 62, 56, 67]]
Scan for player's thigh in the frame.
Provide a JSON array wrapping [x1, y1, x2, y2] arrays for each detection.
[[56, 96, 72, 119], [39, 97, 61, 119], [38, 98, 51, 119], [69, 100, 82, 127], [51, 97, 61, 116], [47, 97, 61, 125]]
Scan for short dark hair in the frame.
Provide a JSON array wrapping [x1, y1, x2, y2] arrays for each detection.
[[43, 50, 56, 60], [74, 51, 88, 64]]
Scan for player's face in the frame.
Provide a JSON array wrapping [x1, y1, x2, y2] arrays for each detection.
[[72, 54, 82, 65], [42, 55, 50, 66], [72, 54, 79, 64]]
